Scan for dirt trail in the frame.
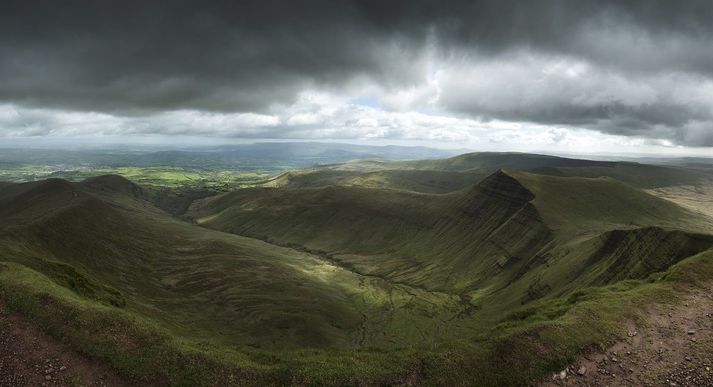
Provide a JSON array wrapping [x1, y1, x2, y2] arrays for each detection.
[[541, 286, 713, 386], [0, 303, 130, 387]]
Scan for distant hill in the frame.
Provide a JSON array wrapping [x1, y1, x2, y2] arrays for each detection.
[[0, 142, 461, 171], [265, 168, 485, 193], [264, 152, 712, 193]]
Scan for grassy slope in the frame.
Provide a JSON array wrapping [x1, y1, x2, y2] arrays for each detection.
[[549, 163, 711, 189], [3, 170, 713, 385], [3, 245, 713, 385], [511, 170, 713, 236], [186, 172, 711, 295], [190, 170, 713, 320], [192, 172, 554, 293], [0, 176, 468, 352]]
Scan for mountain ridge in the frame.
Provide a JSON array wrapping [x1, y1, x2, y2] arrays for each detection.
[[2, 154, 713, 385]]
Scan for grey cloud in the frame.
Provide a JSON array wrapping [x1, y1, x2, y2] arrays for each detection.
[[0, 0, 430, 113], [437, 53, 713, 146], [1, 1, 713, 146]]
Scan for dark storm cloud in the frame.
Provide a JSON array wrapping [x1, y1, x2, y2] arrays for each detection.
[[1, 0, 713, 145], [0, 0, 437, 113]]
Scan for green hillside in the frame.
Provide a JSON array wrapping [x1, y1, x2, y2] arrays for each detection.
[[0, 176, 474, 351], [511, 170, 713, 236], [190, 170, 713, 301], [2, 163, 713, 385]]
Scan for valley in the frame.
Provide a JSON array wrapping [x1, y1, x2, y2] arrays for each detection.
[[5, 2, 713, 385], [1, 148, 713, 385]]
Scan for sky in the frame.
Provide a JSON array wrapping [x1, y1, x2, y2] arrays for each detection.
[[1, 0, 713, 156]]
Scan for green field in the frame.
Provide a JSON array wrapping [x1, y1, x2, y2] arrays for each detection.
[[0, 164, 271, 189]]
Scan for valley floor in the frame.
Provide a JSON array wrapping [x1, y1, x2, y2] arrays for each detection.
[[541, 285, 713, 387]]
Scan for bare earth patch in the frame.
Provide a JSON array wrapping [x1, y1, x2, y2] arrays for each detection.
[[540, 286, 713, 386], [0, 303, 129, 387]]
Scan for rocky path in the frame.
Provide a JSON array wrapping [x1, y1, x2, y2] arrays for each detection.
[[541, 287, 713, 386], [0, 303, 129, 387]]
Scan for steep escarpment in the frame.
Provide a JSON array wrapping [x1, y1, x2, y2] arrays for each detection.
[[419, 171, 553, 291], [189, 170, 555, 293], [583, 227, 713, 285], [456, 169, 536, 209], [468, 172, 713, 311], [511, 170, 712, 235], [190, 169, 713, 301], [490, 225, 713, 312], [6, 171, 709, 352], [3, 166, 713, 386]]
